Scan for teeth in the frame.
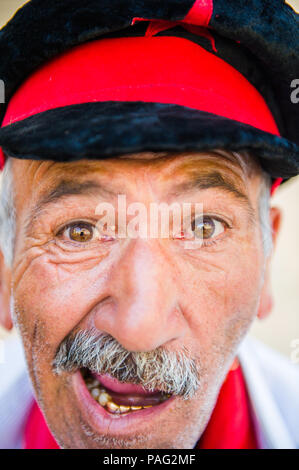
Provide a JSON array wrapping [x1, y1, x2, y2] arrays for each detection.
[[86, 378, 106, 395], [106, 401, 120, 413], [84, 374, 170, 414], [86, 379, 100, 390], [91, 388, 100, 399], [99, 392, 110, 407], [119, 405, 131, 413]]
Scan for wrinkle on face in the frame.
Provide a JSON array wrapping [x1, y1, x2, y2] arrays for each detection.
[[8, 150, 268, 449], [11, 151, 261, 294]]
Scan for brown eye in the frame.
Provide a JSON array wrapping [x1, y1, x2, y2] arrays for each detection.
[[68, 223, 94, 243], [191, 216, 224, 239]]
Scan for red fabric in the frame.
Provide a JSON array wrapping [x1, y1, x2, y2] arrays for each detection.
[[2, 37, 278, 133], [23, 365, 257, 449], [184, 0, 213, 27], [198, 365, 257, 448], [24, 401, 60, 449], [271, 177, 283, 196]]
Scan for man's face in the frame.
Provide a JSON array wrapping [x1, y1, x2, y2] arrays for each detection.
[[6, 151, 270, 448]]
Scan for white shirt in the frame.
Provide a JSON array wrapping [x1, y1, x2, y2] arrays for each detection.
[[0, 334, 298, 449]]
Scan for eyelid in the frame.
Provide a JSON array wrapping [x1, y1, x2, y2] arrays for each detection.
[[189, 213, 232, 229], [191, 216, 227, 235], [55, 219, 98, 237]]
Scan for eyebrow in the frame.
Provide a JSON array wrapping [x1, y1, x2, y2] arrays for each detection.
[[25, 179, 112, 235], [169, 171, 255, 215], [24, 171, 255, 235]]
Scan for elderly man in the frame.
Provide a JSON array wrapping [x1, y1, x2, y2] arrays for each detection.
[[0, 0, 298, 449]]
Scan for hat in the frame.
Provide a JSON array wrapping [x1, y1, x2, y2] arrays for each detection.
[[0, 0, 298, 188]]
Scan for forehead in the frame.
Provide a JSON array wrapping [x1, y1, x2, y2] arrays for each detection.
[[10, 150, 262, 208], [11, 148, 260, 178]]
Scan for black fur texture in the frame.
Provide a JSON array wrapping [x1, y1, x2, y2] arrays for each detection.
[[211, 0, 299, 146], [0, 102, 298, 179]]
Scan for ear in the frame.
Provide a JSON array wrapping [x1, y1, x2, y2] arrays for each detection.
[[257, 207, 281, 320], [0, 250, 13, 330]]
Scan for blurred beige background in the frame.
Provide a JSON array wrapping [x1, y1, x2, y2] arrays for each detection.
[[0, 1, 298, 360]]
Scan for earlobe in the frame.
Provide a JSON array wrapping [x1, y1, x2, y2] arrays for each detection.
[[0, 251, 13, 330]]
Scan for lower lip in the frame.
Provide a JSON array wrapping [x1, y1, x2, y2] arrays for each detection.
[[72, 371, 176, 435]]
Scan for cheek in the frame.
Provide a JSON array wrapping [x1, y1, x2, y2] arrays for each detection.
[[176, 243, 264, 356], [13, 251, 114, 351]]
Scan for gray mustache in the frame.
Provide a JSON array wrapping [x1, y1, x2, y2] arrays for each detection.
[[53, 329, 200, 400]]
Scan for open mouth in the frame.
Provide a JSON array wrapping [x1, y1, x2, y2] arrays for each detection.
[[81, 368, 172, 416]]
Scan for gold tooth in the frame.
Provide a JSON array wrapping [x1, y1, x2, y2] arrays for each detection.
[[143, 405, 153, 408], [130, 406, 142, 411], [106, 401, 120, 413], [119, 405, 131, 413]]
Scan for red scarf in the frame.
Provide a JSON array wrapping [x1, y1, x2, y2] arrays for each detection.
[[24, 364, 257, 449]]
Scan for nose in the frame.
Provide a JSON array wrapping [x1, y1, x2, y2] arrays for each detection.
[[93, 239, 188, 351]]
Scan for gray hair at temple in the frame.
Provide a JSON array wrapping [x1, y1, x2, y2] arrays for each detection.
[[0, 157, 15, 268], [0, 153, 273, 269]]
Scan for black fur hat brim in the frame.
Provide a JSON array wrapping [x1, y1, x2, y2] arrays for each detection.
[[0, 101, 298, 179]]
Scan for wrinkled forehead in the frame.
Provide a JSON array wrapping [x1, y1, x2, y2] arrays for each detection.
[[9, 149, 263, 209]]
